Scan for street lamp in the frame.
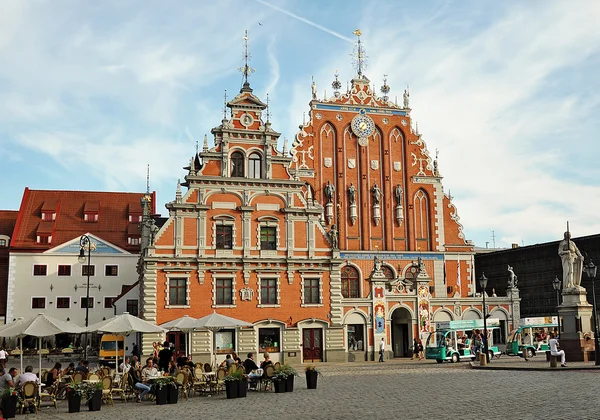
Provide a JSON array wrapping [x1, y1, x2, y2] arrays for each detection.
[[584, 260, 599, 366], [78, 235, 92, 360], [479, 273, 489, 363], [552, 276, 562, 336]]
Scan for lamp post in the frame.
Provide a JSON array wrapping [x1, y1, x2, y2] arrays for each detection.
[[78, 235, 92, 360], [479, 273, 489, 363], [584, 260, 599, 366], [552, 276, 562, 336]]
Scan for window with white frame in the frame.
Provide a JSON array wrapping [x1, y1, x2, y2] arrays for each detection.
[[230, 151, 245, 177], [213, 216, 236, 250], [257, 217, 279, 252], [258, 275, 279, 306], [168, 278, 188, 306], [302, 276, 322, 306], [248, 152, 262, 179], [216, 278, 233, 305]]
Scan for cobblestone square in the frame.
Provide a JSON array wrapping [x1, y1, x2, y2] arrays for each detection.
[[19, 359, 600, 420]]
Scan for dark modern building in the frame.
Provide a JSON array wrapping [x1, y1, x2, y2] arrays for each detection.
[[475, 234, 600, 318]]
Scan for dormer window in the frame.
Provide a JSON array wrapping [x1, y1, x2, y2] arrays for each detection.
[[129, 214, 142, 223], [41, 212, 55, 221], [128, 237, 140, 245], [83, 201, 99, 222], [248, 153, 262, 179], [231, 151, 244, 177], [41, 200, 58, 221], [36, 235, 52, 244]]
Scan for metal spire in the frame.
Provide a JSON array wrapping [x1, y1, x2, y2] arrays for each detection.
[[380, 74, 390, 102], [352, 29, 368, 77], [238, 30, 255, 87], [146, 164, 150, 194], [223, 89, 228, 119], [203, 134, 209, 152], [266, 93, 271, 123]]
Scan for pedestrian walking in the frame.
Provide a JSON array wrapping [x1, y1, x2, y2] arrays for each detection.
[[412, 338, 419, 360], [417, 339, 424, 360], [379, 338, 385, 362]]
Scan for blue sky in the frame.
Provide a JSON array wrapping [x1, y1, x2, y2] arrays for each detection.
[[1, 0, 599, 248]]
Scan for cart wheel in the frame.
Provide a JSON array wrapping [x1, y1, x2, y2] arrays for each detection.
[[451, 353, 460, 363], [525, 348, 534, 359], [488, 350, 494, 361]]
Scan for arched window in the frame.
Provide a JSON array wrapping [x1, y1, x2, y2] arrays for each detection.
[[414, 189, 431, 251], [341, 266, 360, 298], [248, 153, 262, 179], [381, 266, 395, 282], [231, 151, 244, 177]]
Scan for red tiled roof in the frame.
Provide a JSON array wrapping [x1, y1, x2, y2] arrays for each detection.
[[84, 201, 100, 213], [11, 188, 156, 252], [0, 211, 18, 237], [113, 281, 139, 303]]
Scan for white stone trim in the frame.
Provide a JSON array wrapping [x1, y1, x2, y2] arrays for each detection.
[[165, 274, 191, 308], [432, 182, 445, 252], [300, 273, 323, 307], [256, 217, 281, 252], [257, 273, 280, 306], [211, 216, 237, 250]]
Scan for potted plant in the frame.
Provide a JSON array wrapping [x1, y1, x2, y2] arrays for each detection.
[[279, 364, 298, 392], [223, 372, 241, 399], [304, 365, 322, 389], [153, 377, 172, 405], [235, 371, 248, 398], [84, 382, 102, 412], [1, 387, 19, 418], [273, 370, 287, 394], [66, 382, 85, 413], [166, 379, 178, 404]]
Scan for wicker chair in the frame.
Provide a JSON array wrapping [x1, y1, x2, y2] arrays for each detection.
[[20, 382, 39, 414], [210, 368, 226, 394], [203, 363, 212, 373], [175, 371, 189, 400], [101, 376, 114, 406], [39, 381, 59, 410], [88, 373, 100, 382], [111, 372, 128, 403], [71, 371, 84, 383], [261, 364, 275, 392]]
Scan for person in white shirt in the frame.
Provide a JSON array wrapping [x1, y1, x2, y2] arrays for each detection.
[[119, 356, 132, 373], [379, 338, 385, 362], [141, 357, 159, 381], [0, 348, 6, 368], [549, 333, 566, 367], [16, 365, 39, 386]]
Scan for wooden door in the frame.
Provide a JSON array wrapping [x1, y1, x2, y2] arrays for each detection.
[[302, 328, 323, 362]]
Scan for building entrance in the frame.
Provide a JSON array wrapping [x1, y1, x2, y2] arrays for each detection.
[[302, 328, 323, 362], [391, 308, 412, 357]]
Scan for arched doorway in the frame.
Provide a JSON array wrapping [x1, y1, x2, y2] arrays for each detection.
[[391, 307, 412, 357], [490, 309, 509, 345]]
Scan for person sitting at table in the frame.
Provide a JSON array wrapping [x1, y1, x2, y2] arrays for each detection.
[[168, 360, 177, 376], [128, 365, 150, 403], [75, 360, 89, 375], [62, 362, 75, 377], [120, 357, 132, 373], [16, 365, 38, 386], [131, 356, 141, 370], [220, 354, 234, 369], [243, 353, 260, 390], [46, 362, 62, 387], [176, 355, 187, 368], [0, 367, 15, 395], [141, 357, 159, 382], [260, 353, 272, 371], [186, 356, 195, 369]]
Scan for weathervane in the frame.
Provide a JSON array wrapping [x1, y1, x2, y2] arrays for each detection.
[[238, 30, 255, 85], [380, 74, 390, 101], [265, 93, 271, 123], [352, 29, 368, 77], [223, 90, 228, 119]]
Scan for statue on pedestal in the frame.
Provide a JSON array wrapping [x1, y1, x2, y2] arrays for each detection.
[[347, 183, 356, 205], [328, 224, 339, 250], [372, 183, 382, 206], [558, 231, 584, 291], [324, 181, 335, 204], [507, 265, 518, 288]]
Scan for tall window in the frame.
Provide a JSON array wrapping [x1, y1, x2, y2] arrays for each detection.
[[58, 265, 71, 276], [126, 299, 138, 316], [169, 278, 187, 306], [216, 279, 233, 305], [82, 265, 95, 276], [260, 227, 277, 250], [33, 265, 47, 276], [414, 189, 431, 251], [248, 153, 262, 179], [230, 151, 244, 177], [341, 266, 360, 298], [304, 278, 320, 304], [81, 297, 94, 308], [216, 225, 233, 249], [32, 297, 46, 309], [261, 278, 278, 304]]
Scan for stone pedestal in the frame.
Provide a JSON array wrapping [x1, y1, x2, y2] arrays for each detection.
[[558, 288, 596, 362]]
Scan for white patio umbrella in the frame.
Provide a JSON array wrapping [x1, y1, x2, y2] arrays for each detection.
[[159, 315, 198, 357], [194, 311, 253, 367], [0, 314, 84, 392], [86, 312, 165, 372]]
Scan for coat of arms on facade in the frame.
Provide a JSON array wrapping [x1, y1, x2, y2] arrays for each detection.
[[393, 162, 401, 172], [324, 157, 333, 168], [240, 287, 254, 301], [348, 159, 356, 169], [371, 160, 379, 170]]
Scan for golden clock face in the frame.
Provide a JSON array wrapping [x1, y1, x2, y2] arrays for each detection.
[[351, 112, 375, 138]]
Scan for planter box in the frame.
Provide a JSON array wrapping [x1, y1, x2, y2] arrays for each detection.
[[274, 378, 286, 393], [155, 386, 168, 405], [2, 395, 18, 418], [88, 390, 102, 412], [167, 384, 178, 404], [238, 379, 248, 398], [67, 392, 81, 413], [225, 380, 239, 399], [306, 370, 318, 389], [285, 375, 294, 392]]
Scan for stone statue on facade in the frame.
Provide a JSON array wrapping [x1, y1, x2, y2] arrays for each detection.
[[394, 184, 403, 207], [373, 255, 383, 273], [403, 88, 409, 109], [372, 183, 382, 206], [324, 181, 335, 204], [347, 183, 356, 205], [312, 77, 317, 100], [328, 224, 339, 250], [558, 231, 584, 290], [507, 265, 518, 288]]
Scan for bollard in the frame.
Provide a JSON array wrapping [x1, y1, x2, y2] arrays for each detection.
[[549, 355, 558, 368], [479, 352, 487, 366]]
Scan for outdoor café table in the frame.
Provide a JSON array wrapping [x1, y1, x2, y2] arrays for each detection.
[[83, 379, 100, 384]]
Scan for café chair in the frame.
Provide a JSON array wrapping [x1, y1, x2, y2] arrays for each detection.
[[101, 376, 114, 406], [111, 372, 128, 403], [39, 381, 59, 410], [72, 372, 84, 384], [20, 382, 39, 414]]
